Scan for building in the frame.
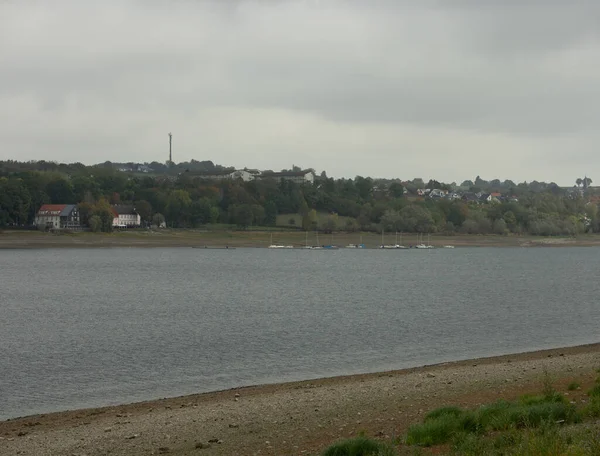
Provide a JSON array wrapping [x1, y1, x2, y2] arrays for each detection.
[[230, 169, 258, 182], [35, 204, 81, 230], [259, 170, 315, 184], [196, 170, 235, 181], [111, 205, 141, 228], [195, 169, 259, 182]]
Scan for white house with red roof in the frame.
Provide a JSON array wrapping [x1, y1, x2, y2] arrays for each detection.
[[34, 204, 81, 230], [111, 205, 141, 228]]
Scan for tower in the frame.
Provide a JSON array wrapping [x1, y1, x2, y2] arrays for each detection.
[[168, 132, 172, 164]]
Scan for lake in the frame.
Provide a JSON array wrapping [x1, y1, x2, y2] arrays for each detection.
[[1, 247, 599, 420]]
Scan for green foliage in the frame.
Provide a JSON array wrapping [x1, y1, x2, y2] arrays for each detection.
[[583, 396, 600, 418], [321, 436, 395, 456], [1, 161, 598, 234], [406, 412, 478, 447], [424, 406, 464, 422], [405, 387, 579, 447], [587, 383, 600, 398], [88, 215, 102, 232], [450, 421, 600, 456]]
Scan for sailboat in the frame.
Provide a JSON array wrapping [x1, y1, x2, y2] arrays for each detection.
[[394, 231, 407, 249], [380, 228, 399, 249], [415, 233, 434, 249], [268, 233, 292, 249], [415, 233, 428, 249], [346, 234, 365, 249], [302, 230, 313, 249]]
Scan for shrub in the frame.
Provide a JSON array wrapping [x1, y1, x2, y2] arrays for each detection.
[[321, 436, 395, 456], [406, 415, 460, 447], [583, 396, 600, 418], [424, 406, 464, 422], [588, 384, 600, 398], [406, 411, 478, 447], [568, 382, 580, 391], [519, 392, 565, 406]]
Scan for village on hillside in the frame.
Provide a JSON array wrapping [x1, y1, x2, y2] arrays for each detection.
[[0, 159, 597, 236]]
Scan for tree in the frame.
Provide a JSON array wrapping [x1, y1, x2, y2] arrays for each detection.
[[89, 215, 102, 232], [493, 218, 508, 235], [380, 209, 402, 232], [264, 200, 278, 226], [92, 198, 114, 232], [46, 178, 75, 204], [165, 190, 192, 227], [388, 182, 405, 198], [231, 204, 255, 229], [152, 213, 166, 227], [135, 200, 153, 224], [576, 178, 583, 187], [322, 213, 338, 233], [398, 205, 435, 233]]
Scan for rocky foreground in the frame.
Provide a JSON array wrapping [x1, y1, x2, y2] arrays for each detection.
[[1, 344, 599, 456]]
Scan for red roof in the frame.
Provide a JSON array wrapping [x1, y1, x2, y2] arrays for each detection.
[[37, 204, 68, 216]]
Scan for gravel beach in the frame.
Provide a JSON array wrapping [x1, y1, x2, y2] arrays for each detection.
[[2, 343, 599, 456]]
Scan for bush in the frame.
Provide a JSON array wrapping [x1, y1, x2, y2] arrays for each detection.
[[321, 436, 395, 456], [588, 384, 600, 398], [424, 406, 464, 422], [405, 394, 579, 447], [568, 382, 580, 391], [406, 411, 478, 447], [583, 396, 600, 418]]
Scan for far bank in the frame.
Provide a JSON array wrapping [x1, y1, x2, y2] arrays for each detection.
[[1, 229, 600, 249]]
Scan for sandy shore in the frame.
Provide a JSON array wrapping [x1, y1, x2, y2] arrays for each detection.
[[2, 343, 599, 456]]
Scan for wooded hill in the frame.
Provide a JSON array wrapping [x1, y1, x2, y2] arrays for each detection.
[[0, 160, 597, 236]]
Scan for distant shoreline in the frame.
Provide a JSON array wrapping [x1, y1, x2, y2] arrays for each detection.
[[1, 230, 599, 249]]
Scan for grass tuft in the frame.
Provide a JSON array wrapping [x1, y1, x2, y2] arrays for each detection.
[[321, 436, 395, 456], [405, 387, 579, 447], [588, 383, 600, 398], [568, 382, 581, 391], [424, 406, 464, 422]]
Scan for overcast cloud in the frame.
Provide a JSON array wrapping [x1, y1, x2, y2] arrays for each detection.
[[1, 0, 599, 184]]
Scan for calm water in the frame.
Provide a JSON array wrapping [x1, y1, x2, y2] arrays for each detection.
[[1, 247, 599, 420]]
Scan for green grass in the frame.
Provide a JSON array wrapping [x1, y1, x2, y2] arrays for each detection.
[[319, 371, 600, 455], [404, 392, 578, 447], [321, 436, 396, 456], [450, 421, 600, 455], [569, 382, 581, 391], [587, 383, 600, 398]]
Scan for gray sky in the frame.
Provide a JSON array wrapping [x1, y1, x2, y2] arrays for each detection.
[[1, 1, 599, 185]]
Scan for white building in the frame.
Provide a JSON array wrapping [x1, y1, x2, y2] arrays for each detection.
[[35, 204, 81, 230], [259, 170, 315, 184], [111, 205, 141, 228], [196, 169, 259, 182]]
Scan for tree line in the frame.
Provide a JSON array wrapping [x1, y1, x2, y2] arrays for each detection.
[[0, 160, 597, 236]]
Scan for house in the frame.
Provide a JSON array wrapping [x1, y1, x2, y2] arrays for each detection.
[[230, 169, 257, 182], [259, 170, 315, 184], [462, 193, 479, 203], [111, 205, 141, 228], [428, 189, 446, 199], [196, 170, 235, 181], [35, 204, 81, 230], [478, 193, 500, 203], [194, 169, 257, 182]]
